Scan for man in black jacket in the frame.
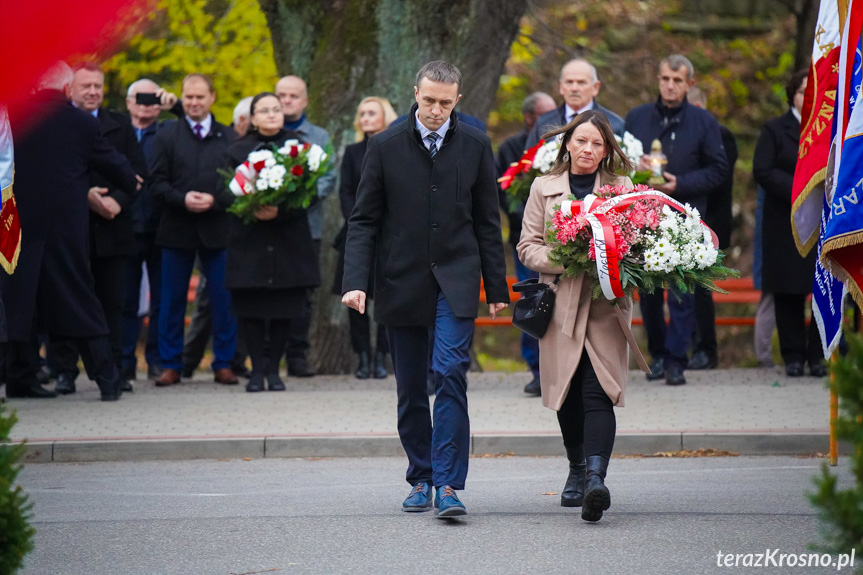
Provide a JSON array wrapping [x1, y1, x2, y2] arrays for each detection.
[[496, 91, 556, 396], [687, 87, 738, 371], [624, 54, 728, 386], [525, 58, 625, 148], [342, 61, 509, 518], [47, 62, 148, 395], [1, 61, 137, 400], [149, 73, 238, 387]]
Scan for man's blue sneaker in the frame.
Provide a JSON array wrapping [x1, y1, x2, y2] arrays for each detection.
[[402, 482, 432, 512], [434, 485, 467, 518]]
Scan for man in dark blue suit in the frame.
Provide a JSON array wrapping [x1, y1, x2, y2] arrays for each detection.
[[526, 58, 625, 148], [343, 61, 509, 518]]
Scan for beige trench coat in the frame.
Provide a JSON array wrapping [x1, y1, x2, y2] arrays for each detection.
[[516, 172, 633, 410]]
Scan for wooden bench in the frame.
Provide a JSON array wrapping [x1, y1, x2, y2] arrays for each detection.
[[476, 276, 759, 327]]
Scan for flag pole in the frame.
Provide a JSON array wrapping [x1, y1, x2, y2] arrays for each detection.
[[830, 353, 838, 466]]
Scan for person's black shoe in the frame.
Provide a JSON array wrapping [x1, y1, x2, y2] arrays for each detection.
[[7, 384, 58, 398], [232, 364, 251, 379], [808, 362, 828, 378], [785, 361, 804, 377], [120, 380, 134, 392], [355, 352, 370, 379], [561, 446, 586, 507], [665, 361, 686, 386], [122, 364, 136, 381], [581, 455, 611, 522], [246, 373, 265, 392], [147, 365, 163, 380], [98, 376, 123, 402], [688, 350, 717, 370], [645, 357, 665, 381], [36, 367, 51, 385], [181, 365, 196, 379], [54, 373, 76, 395], [373, 351, 388, 379], [287, 360, 314, 378], [266, 371, 286, 392], [523, 376, 541, 396]]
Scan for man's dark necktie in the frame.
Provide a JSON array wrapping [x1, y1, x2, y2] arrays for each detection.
[[426, 132, 439, 158], [194, 123, 204, 140]]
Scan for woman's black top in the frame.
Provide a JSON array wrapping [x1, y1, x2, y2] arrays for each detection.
[[569, 170, 597, 199], [224, 128, 321, 292]]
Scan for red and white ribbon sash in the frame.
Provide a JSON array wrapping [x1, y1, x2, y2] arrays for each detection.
[[560, 190, 719, 300], [229, 159, 267, 196]]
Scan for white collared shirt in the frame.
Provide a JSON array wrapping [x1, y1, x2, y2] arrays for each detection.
[[415, 111, 450, 150], [564, 101, 595, 124], [791, 106, 802, 123], [186, 114, 213, 138]]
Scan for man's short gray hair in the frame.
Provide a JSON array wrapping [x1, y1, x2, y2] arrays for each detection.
[[560, 58, 598, 84], [415, 60, 462, 92], [37, 61, 73, 91], [127, 79, 160, 98], [660, 54, 695, 80], [233, 96, 253, 124], [522, 92, 554, 116]]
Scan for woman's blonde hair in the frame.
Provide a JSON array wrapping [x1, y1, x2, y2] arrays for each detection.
[[353, 97, 398, 142], [543, 110, 634, 186]]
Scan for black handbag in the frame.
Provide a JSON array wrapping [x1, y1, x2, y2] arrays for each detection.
[[512, 276, 561, 340]]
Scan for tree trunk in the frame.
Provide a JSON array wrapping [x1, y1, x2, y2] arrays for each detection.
[[257, 0, 527, 373], [793, 0, 818, 71]]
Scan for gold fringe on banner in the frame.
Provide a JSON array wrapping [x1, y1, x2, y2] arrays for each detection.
[[791, 172, 825, 256], [822, 230, 863, 308], [0, 179, 21, 274]]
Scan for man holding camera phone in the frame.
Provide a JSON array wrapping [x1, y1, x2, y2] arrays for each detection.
[[118, 78, 181, 382]]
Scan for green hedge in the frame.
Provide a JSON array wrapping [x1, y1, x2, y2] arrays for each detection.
[[0, 403, 35, 575]]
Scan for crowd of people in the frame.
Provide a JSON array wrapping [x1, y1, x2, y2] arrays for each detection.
[[0, 52, 824, 404], [0, 52, 828, 522]]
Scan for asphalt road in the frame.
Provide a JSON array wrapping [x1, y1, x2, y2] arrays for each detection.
[[17, 455, 854, 575]]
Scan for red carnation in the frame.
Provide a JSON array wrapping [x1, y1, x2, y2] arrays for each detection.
[[289, 146, 299, 157], [291, 165, 304, 176], [303, 143, 311, 150]]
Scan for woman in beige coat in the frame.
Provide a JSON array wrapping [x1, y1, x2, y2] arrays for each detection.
[[517, 110, 634, 522]]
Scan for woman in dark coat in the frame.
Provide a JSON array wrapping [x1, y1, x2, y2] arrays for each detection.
[[226, 92, 321, 392], [752, 70, 825, 378], [332, 97, 397, 379]]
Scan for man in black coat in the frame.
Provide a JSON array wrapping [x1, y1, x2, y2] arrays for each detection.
[[47, 62, 147, 395], [1, 61, 137, 400], [624, 54, 728, 386], [687, 87, 738, 371], [525, 58, 625, 148], [496, 91, 556, 396], [342, 61, 509, 517], [149, 73, 238, 387]]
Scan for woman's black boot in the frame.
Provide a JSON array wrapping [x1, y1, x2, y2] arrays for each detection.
[[560, 446, 586, 507], [373, 351, 387, 379], [581, 455, 611, 522], [355, 352, 370, 379]]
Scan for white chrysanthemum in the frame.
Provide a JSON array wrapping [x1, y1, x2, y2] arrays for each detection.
[[269, 164, 287, 179], [277, 140, 301, 155], [306, 145, 326, 172], [248, 150, 274, 165], [255, 178, 268, 191], [533, 137, 561, 173]]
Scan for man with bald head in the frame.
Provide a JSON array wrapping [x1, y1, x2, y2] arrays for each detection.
[[274, 75, 336, 377], [526, 58, 624, 148], [120, 78, 179, 381], [46, 62, 148, 395]]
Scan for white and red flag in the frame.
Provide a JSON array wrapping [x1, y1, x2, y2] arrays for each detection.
[[791, 0, 845, 256]]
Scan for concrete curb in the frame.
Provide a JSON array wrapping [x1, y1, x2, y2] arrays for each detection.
[[16, 432, 839, 463]]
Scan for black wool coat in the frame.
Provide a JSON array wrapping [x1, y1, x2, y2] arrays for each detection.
[[224, 130, 320, 291], [89, 107, 147, 257], [343, 104, 510, 326], [753, 110, 817, 294], [1, 90, 137, 340], [331, 137, 368, 295], [496, 129, 528, 247], [150, 116, 235, 250], [704, 124, 738, 250]]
